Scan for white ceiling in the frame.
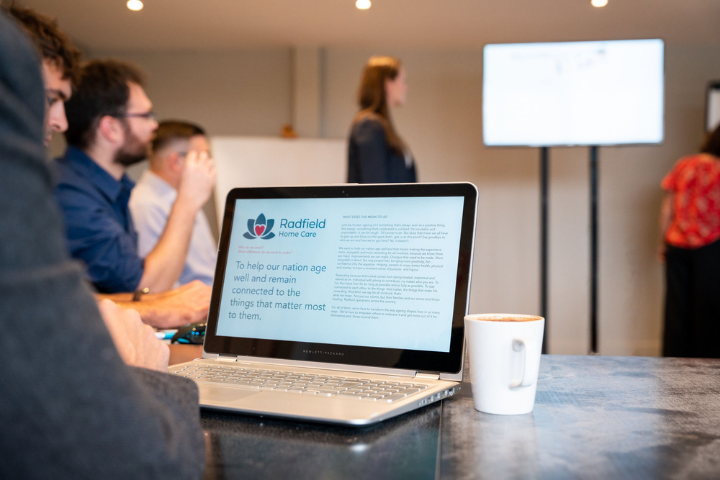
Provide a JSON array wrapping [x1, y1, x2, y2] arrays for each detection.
[[19, 0, 720, 51]]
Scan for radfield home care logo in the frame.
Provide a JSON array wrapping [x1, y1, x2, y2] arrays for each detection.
[[244, 214, 275, 240]]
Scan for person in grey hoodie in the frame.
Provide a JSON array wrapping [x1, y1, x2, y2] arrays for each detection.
[[0, 10, 205, 479]]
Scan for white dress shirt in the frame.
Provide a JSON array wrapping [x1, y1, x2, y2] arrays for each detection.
[[129, 170, 217, 286]]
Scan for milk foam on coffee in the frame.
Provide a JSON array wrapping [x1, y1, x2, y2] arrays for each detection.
[[474, 314, 542, 322]]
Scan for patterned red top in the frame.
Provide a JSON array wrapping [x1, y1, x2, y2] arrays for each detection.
[[662, 153, 720, 248]]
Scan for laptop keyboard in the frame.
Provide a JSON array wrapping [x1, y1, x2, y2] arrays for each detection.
[[169, 364, 430, 403]]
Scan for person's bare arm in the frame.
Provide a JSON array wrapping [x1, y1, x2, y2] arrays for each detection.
[[96, 280, 212, 328], [659, 192, 674, 262], [137, 151, 216, 292], [97, 299, 170, 372]]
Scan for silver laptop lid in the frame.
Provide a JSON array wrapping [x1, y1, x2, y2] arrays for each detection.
[[203, 183, 477, 378]]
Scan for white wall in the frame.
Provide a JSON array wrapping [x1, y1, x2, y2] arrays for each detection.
[[82, 44, 720, 355], [103, 49, 293, 136], [210, 137, 347, 226]]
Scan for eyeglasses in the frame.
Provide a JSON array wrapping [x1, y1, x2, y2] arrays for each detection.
[[114, 111, 157, 122]]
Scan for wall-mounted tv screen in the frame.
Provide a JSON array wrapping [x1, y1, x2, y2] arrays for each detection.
[[483, 39, 664, 147]]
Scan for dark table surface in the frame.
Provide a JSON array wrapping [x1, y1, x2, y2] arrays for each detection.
[[201, 355, 720, 479]]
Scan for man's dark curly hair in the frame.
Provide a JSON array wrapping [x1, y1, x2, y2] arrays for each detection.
[[64, 60, 146, 150], [6, 6, 81, 87]]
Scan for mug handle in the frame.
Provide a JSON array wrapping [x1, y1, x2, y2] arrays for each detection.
[[509, 338, 539, 388]]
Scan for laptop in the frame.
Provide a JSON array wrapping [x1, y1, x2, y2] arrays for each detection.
[[169, 182, 477, 426]]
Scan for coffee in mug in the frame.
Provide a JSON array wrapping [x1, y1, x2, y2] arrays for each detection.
[[464, 313, 544, 415], [474, 315, 540, 322]]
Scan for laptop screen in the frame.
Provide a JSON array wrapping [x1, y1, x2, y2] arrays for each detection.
[[215, 196, 464, 352], [204, 184, 477, 373]]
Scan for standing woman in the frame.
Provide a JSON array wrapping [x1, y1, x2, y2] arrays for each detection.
[[347, 56, 416, 183], [660, 124, 720, 358]]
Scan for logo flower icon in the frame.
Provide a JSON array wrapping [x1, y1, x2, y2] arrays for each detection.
[[243, 213, 275, 240]]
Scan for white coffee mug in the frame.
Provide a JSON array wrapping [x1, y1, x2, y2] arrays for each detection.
[[464, 314, 545, 415]]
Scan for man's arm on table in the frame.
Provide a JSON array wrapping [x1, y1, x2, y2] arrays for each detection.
[[99, 298, 202, 368], [96, 280, 212, 328], [97, 299, 170, 371], [0, 18, 204, 476], [136, 152, 216, 292]]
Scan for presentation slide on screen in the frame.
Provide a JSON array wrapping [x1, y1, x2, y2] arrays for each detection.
[[215, 197, 465, 353], [483, 40, 664, 146]]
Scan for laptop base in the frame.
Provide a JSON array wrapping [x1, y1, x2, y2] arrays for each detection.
[[170, 359, 458, 426]]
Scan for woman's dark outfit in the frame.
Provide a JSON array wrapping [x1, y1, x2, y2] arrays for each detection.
[[347, 116, 416, 184]]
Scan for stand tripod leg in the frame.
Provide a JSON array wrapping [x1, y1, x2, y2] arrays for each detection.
[[590, 146, 599, 354], [540, 147, 549, 354]]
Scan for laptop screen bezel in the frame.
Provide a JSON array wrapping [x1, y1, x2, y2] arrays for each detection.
[[203, 183, 477, 374]]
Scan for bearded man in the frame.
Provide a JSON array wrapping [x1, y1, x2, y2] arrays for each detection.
[[53, 60, 216, 294]]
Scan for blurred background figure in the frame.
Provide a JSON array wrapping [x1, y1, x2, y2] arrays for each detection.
[[130, 120, 218, 287], [347, 56, 416, 184], [660, 124, 720, 358], [0, 11, 205, 476], [6, 6, 80, 148]]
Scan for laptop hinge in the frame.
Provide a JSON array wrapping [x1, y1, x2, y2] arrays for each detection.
[[415, 372, 441, 380], [216, 355, 238, 362]]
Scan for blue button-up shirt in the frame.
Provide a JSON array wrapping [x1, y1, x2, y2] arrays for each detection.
[[53, 146, 144, 293]]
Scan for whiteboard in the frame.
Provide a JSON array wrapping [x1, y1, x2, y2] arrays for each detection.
[[483, 39, 665, 147], [211, 136, 347, 225]]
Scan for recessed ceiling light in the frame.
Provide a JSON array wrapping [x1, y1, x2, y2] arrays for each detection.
[[356, 0, 371, 10], [591, 0, 608, 7], [127, 0, 144, 11]]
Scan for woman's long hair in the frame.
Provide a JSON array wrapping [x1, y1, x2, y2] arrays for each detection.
[[353, 56, 406, 156], [701, 123, 720, 157]]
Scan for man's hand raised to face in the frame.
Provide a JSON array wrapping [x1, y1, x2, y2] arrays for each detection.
[[177, 150, 216, 213], [137, 150, 216, 292]]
